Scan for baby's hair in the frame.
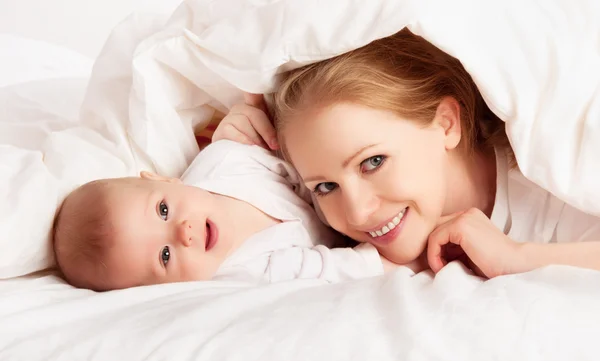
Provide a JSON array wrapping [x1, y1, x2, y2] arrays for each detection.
[[52, 179, 117, 291], [273, 28, 514, 164]]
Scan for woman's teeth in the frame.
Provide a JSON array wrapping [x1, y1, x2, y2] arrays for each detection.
[[369, 208, 407, 238]]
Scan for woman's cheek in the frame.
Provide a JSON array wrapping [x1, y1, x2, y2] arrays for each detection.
[[316, 198, 344, 229]]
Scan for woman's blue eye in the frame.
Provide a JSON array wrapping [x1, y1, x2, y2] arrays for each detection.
[[158, 201, 168, 221], [314, 182, 338, 196], [161, 246, 170, 266], [361, 155, 386, 172]]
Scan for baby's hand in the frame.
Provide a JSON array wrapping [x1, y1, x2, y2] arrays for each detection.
[[212, 92, 279, 150]]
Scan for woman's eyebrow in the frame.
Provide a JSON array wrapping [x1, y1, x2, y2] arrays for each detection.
[[302, 143, 379, 183], [342, 144, 378, 167], [303, 175, 325, 183]]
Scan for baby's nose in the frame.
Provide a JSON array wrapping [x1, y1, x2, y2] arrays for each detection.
[[176, 221, 193, 247]]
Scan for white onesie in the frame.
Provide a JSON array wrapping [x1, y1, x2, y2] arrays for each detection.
[[180, 140, 384, 283], [491, 148, 600, 243]]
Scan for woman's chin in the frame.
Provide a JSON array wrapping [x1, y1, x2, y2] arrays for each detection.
[[381, 244, 427, 267]]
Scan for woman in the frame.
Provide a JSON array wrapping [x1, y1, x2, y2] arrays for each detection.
[[213, 29, 600, 278]]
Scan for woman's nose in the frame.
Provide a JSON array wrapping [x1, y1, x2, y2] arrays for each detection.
[[176, 220, 193, 247], [343, 186, 379, 227]]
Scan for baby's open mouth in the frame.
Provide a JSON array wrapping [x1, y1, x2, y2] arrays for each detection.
[[205, 222, 211, 251], [205, 220, 218, 251]]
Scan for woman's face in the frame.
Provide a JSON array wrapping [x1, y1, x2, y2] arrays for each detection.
[[282, 101, 462, 264]]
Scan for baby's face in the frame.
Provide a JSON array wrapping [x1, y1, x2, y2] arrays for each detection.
[[97, 176, 239, 289]]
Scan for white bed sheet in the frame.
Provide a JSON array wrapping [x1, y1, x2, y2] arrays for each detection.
[[2, 264, 600, 360]]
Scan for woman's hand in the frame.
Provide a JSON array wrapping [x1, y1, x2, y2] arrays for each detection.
[[212, 92, 279, 150], [427, 208, 527, 278]]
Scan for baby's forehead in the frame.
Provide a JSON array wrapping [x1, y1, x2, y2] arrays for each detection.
[[99, 179, 163, 230], [80, 180, 147, 227], [92, 177, 153, 196], [105, 177, 148, 188]]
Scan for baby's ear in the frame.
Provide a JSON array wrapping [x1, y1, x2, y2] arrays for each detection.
[[140, 171, 182, 184]]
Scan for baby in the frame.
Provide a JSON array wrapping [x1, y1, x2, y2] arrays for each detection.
[[53, 104, 401, 291]]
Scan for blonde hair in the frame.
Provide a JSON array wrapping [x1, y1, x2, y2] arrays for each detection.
[[52, 179, 116, 291], [273, 28, 513, 162]]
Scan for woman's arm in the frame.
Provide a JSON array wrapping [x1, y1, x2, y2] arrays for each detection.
[[518, 241, 600, 273], [427, 208, 600, 278]]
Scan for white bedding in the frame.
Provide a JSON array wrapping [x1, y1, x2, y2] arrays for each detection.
[[3, 0, 600, 359], [3, 264, 600, 360]]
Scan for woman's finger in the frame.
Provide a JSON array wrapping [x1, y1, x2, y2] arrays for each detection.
[[230, 105, 278, 149], [214, 112, 263, 145], [428, 211, 468, 272], [427, 228, 450, 273], [243, 92, 266, 109], [224, 112, 266, 145], [214, 122, 259, 147], [427, 220, 467, 273], [243, 92, 273, 120], [442, 243, 464, 262]]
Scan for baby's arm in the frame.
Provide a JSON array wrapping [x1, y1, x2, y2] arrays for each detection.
[[265, 243, 417, 284]]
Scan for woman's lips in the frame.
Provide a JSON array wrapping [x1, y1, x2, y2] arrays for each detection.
[[367, 207, 409, 246]]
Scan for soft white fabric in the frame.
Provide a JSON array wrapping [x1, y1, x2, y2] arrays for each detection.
[[0, 35, 93, 87], [0, 0, 183, 57], [182, 140, 384, 283], [2, 264, 600, 360], [4, 0, 600, 278], [491, 149, 600, 243], [0, 35, 96, 278]]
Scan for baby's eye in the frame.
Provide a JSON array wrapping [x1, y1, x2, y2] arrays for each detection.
[[313, 182, 338, 196], [158, 201, 168, 221], [160, 246, 170, 266], [360, 155, 386, 172]]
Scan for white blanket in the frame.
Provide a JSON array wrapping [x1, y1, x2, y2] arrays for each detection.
[[3, 0, 600, 359], [2, 264, 600, 360]]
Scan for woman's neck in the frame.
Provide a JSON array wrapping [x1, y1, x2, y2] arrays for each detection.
[[445, 148, 497, 217]]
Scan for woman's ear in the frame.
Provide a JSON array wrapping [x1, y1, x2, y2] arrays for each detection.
[[433, 97, 462, 150], [140, 171, 182, 184]]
